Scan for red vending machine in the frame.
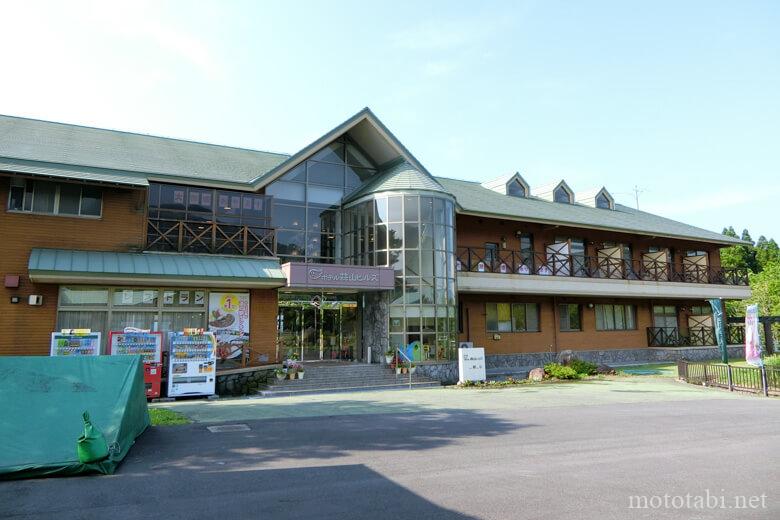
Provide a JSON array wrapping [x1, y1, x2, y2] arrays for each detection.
[[108, 330, 164, 398]]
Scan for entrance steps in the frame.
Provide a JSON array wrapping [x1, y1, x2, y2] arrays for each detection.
[[257, 363, 441, 397]]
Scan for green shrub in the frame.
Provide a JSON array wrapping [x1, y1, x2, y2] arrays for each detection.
[[543, 362, 580, 380], [764, 354, 780, 367], [569, 359, 598, 376]]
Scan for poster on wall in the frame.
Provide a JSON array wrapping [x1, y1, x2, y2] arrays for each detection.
[[208, 292, 250, 362]]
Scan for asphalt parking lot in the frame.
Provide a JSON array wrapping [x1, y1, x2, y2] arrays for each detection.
[[2, 378, 779, 520]]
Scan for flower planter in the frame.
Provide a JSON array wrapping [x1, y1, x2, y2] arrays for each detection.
[[275, 373, 285, 380], [297, 372, 305, 380], [385, 355, 394, 365], [288, 372, 297, 380], [410, 366, 417, 374], [395, 368, 402, 375]]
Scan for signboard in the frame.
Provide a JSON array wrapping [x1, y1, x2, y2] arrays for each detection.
[[458, 347, 486, 383], [208, 292, 250, 361], [745, 304, 763, 366], [281, 262, 394, 290], [168, 331, 217, 397], [50, 330, 101, 356]]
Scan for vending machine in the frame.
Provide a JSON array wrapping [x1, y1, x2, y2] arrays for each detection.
[[50, 330, 102, 356], [107, 330, 164, 398], [168, 330, 217, 397]]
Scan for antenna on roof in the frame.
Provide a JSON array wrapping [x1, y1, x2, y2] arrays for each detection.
[[632, 185, 645, 210]]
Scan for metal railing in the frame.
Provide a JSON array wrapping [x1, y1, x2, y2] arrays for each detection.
[[146, 218, 276, 257], [455, 247, 749, 286], [395, 347, 413, 390], [678, 360, 780, 396], [647, 325, 744, 347]]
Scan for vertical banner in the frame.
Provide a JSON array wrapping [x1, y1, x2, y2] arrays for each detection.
[[707, 299, 729, 364], [208, 292, 250, 362], [745, 304, 763, 366]]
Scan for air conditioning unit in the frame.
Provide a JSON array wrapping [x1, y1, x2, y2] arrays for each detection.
[[28, 295, 43, 306]]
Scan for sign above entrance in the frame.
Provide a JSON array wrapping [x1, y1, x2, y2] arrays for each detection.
[[281, 263, 395, 291]]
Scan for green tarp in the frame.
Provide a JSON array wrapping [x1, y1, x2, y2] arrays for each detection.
[[0, 355, 150, 480]]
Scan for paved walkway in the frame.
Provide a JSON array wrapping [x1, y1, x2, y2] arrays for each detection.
[[152, 375, 748, 423]]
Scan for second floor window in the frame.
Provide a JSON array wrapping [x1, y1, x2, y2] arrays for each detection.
[[8, 178, 102, 217]]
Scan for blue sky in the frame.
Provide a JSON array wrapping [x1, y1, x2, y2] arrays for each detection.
[[1, 0, 778, 240]]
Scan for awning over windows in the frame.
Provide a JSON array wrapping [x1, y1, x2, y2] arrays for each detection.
[[28, 249, 287, 288]]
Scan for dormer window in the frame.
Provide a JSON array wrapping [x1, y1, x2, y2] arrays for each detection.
[[507, 179, 526, 198], [596, 192, 611, 209], [553, 186, 571, 203]]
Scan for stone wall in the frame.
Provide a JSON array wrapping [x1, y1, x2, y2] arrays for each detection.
[[486, 346, 745, 368], [362, 291, 389, 363], [415, 362, 458, 384], [216, 366, 277, 396]]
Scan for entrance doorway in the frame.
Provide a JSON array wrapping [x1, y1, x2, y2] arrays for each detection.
[[278, 293, 359, 361]]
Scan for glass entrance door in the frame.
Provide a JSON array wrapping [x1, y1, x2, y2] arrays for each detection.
[[278, 294, 359, 361]]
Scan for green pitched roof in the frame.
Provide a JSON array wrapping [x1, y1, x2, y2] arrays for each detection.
[[0, 115, 290, 187], [28, 249, 286, 288], [436, 177, 743, 246], [343, 161, 448, 204]]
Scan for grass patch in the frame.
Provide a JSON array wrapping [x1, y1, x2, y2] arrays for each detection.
[[149, 407, 191, 426]]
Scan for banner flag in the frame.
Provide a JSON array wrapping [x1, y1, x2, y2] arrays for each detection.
[[707, 299, 729, 364], [745, 304, 763, 366]]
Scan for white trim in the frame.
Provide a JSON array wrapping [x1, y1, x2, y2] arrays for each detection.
[[456, 272, 752, 299]]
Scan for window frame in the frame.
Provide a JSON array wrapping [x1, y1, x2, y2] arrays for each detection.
[[486, 302, 540, 333], [595, 304, 637, 331], [558, 303, 582, 332], [7, 178, 103, 218]]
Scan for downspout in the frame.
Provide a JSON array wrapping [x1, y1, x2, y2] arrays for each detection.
[[551, 296, 559, 355]]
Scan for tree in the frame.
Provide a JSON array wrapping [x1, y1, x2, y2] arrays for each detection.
[[756, 236, 780, 269], [720, 227, 758, 272], [728, 261, 780, 317]]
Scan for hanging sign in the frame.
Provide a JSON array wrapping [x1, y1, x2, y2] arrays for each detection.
[[208, 292, 250, 361], [745, 304, 763, 366]]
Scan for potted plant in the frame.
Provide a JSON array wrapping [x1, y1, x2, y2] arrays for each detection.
[[410, 363, 417, 375], [297, 366, 305, 379], [384, 348, 395, 365], [401, 362, 409, 374], [275, 368, 285, 380], [395, 362, 402, 375]]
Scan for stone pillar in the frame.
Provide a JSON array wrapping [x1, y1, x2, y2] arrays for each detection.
[[361, 291, 389, 363]]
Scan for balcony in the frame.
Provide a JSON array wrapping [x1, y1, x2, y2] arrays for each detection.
[[146, 218, 276, 257], [646, 326, 744, 347], [456, 247, 751, 299]]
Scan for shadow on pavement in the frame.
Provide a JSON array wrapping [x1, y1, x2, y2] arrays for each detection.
[[1, 463, 480, 520]]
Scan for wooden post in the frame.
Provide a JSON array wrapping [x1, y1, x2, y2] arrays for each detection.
[[763, 320, 775, 355], [761, 365, 769, 397]]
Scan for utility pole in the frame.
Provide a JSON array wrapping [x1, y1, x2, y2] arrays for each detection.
[[632, 185, 645, 210]]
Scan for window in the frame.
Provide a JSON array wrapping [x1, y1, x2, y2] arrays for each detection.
[[596, 192, 611, 209], [8, 178, 102, 217], [689, 305, 711, 315], [507, 179, 526, 198], [554, 186, 571, 203], [686, 250, 707, 257], [559, 304, 581, 331], [519, 233, 534, 268], [595, 304, 636, 331], [484, 242, 499, 268], [653, 305, 677, 328], [486, 303, 539, 332]]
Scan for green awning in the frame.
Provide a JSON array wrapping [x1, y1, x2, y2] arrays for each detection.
[[28, 249, 287, 288]]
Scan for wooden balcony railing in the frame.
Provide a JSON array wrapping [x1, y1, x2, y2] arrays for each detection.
[[647, 325, 743, 347], [455, 247, 749, 286], [146, 218, 276, 257]]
